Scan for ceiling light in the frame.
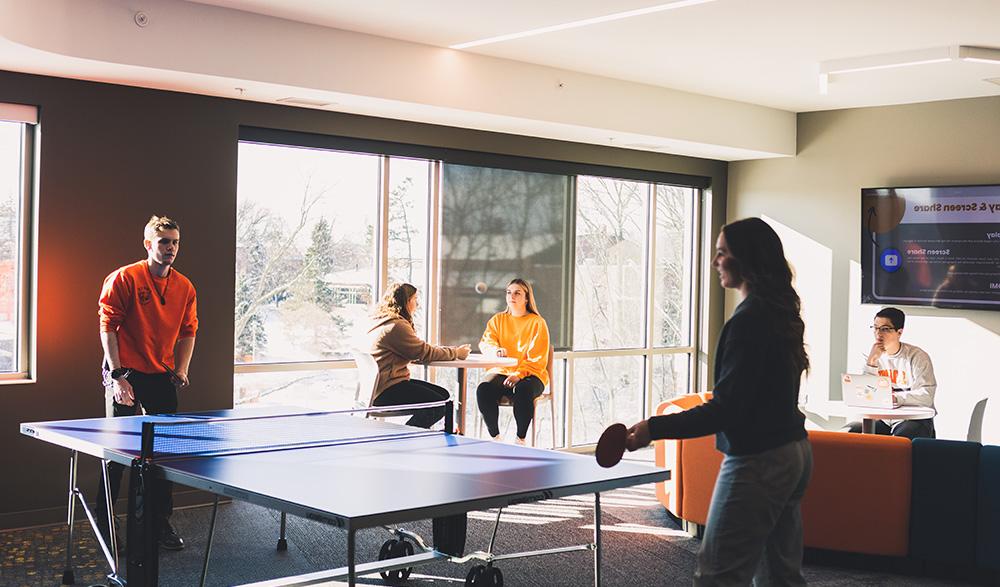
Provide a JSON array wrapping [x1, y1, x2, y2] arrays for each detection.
[[819, 45, 1000, 94], [276, 97, 335, 107], [450, 0, 716, 50], [957, 46, 1000, 64]]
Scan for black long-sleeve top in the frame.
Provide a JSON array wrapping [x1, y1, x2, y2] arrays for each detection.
[[648, 294, 807, 456]]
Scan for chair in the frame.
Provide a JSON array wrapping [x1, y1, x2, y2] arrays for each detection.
[[480, 346, 556, 447], [967, 397, 989, 443], [352, 349, 427, 420], [351, 349, 380, 409]]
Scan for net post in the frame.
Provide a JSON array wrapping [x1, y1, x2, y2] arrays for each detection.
[[140, 421, 155, 460], [444, 400, 454, 435]]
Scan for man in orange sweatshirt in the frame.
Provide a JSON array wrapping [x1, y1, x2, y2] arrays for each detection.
[[95, 215, 198, 551]]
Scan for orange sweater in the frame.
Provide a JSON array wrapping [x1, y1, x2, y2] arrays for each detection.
[[480, 312, 550, 386], [99, 260, 198, 374]]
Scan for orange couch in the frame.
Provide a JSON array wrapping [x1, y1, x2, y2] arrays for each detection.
[[653, 393, 721, 526], [654, 395, 912, 556]]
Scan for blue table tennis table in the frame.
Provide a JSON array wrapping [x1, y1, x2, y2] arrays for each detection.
[[21, 402, 670, 586]]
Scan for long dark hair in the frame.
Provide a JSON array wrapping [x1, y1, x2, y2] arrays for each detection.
[[722, 218, 809, 374], [373, 282, 417, 326]]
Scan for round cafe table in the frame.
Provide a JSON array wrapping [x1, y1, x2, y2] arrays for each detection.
[[427, 354, 517, 434], [826, 404, 936, 434]]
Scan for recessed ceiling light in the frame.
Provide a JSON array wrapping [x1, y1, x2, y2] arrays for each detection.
[[818, 45, 1000, 94], [276, 97, 335, 107], [621, 143, 665, 151], [450, 0, 716, 50]]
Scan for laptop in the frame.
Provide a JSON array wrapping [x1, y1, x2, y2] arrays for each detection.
[[840, 373, 895, 409]]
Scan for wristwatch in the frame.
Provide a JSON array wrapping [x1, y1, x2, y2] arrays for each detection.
[[110, 367, 130, 380]]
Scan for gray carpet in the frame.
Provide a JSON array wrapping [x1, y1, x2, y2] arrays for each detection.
[[0, 482, 985, 586]]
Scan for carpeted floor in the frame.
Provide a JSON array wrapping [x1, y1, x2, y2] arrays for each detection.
[[0, 479, 987, 586]]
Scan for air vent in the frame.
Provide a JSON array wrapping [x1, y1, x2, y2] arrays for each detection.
[[276, 97, 335, 107]]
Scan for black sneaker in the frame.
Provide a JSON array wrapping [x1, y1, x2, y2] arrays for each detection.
[[159, 520, 185, 551]]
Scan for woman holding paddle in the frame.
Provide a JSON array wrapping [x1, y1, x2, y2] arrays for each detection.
[[624, 217, 813, 586]]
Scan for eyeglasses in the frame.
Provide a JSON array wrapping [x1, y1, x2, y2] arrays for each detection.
[[870, 325, 897, 334]]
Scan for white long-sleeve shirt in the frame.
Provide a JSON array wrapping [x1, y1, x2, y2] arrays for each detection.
[[864, 342, 936, 414]]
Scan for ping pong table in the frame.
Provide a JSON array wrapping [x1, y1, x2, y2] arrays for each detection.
[[21, 402, 670, 586]]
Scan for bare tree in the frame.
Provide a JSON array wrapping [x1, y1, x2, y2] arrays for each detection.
[[234, 179, 326, 354]]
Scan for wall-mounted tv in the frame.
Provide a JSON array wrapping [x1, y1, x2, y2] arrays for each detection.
[[861, 184, 1000, 311]]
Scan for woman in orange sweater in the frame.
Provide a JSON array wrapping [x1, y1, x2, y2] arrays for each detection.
[[476, 278, 550, 444]]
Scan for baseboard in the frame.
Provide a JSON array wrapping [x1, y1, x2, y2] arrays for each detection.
[[0, 489, 229, 531]]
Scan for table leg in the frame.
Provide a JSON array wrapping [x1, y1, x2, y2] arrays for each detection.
[[199, 496, 219, 587], [862, 418, 876, 434], [62, 452, 78, 585], [593, 493, 602, 587], [456, 367, 468, 435], [347, 528, 356, 587]]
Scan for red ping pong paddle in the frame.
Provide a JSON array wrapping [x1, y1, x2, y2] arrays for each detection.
[[596, 423, 627, 468]]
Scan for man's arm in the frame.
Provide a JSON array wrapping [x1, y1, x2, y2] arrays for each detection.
[[100, 330, 134, 406], [173, 336, 196, 388], [896, 347, 936, 408]]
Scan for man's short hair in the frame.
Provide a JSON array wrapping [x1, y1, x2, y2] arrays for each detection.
[[144, 215, 180, 240], [875, 307, 905, 330]]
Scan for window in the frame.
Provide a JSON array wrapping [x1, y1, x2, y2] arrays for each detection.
[[233, 128, 703, 448], [387, 157, 431, 337], [440, 164, 571, 348], [235, 142, 436, 408], [0, 104, 36, 382], [574, 176, 648, 350]]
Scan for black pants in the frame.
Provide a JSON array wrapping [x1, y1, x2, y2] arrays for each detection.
[[846, 418, 935, 439], [373, 379, 449, 428], [477, 375, 544, 439], [95, 371, 178, 525]]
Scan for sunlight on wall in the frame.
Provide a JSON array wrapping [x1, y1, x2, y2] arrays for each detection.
[[849, 260, 1000, 442], [763, 216, 832, 408]]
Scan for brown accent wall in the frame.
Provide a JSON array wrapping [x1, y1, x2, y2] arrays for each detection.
[[0, 69, 726, 527]]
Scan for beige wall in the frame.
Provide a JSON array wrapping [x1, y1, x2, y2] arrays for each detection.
[[729, 96, 1000, 443]]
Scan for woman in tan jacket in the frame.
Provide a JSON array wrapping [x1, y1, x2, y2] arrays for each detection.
[[367, 282, 470, 428]]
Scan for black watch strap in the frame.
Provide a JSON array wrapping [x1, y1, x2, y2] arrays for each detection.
[[110, 367, 130, 379]]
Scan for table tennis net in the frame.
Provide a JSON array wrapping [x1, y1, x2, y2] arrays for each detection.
[[144, 412, 440, 459]]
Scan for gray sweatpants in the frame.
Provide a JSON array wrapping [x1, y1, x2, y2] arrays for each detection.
[[694, 438, 813, 587]]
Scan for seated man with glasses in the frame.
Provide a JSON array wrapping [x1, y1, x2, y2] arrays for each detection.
[[846, 307, 937, 439]]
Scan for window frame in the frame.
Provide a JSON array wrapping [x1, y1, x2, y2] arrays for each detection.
[[0, 106, 38, 383]]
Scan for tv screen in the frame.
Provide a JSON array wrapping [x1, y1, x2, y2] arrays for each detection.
[[861, 184, 1000, 311]]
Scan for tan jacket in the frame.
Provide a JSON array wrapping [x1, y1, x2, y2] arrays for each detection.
[[367, 316, 460, 402]]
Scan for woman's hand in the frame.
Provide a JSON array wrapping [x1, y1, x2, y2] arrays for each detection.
[[455, 344, 471, 360], [625, 420, 652, 451], [495, 347, 507, 358], [503, 374, 521, 388]]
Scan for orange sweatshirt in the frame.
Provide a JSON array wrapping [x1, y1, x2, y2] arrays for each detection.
[[480, 312, 550, 386], [99, 260, 198, 374]]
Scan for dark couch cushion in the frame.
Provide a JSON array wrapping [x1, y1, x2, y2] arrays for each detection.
[[909, 438, 980, 565], [978, 445, 1000, 570]]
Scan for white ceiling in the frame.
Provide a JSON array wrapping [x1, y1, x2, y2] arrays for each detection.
[[187, 0, 1000, 112], [2, 0, 1000, 160]]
